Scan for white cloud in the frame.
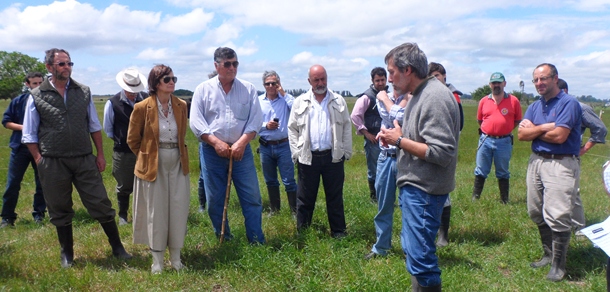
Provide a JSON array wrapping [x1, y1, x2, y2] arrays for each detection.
[[159, 8, 214, 36]]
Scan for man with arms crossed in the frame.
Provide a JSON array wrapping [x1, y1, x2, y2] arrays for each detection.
[[378, 43, 460, 291], [518, 63, 581, 282]]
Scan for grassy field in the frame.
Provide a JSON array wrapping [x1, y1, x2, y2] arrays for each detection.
[[0, 97, 609, 291]]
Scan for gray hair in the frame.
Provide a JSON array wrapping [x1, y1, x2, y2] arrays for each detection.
[[384, 43, 428, 79], [214, 47, 237, 63], [262, 70, 280, 83]]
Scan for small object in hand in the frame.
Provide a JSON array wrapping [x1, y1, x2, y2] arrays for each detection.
[[273, 118, 279, 122]]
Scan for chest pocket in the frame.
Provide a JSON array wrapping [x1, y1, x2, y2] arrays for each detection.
[[231, 97, 250, 121]]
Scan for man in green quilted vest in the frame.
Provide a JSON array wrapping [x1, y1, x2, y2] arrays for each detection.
[[22, 48, 132, 268]]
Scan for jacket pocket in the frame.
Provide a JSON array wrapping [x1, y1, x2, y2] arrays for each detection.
[[136, 152, 149, 174]]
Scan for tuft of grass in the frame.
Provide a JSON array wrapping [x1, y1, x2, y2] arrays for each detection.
[[0, 98, 608, 291]]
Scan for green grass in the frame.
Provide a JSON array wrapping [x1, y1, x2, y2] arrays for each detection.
[[0, 98, 609, 291]]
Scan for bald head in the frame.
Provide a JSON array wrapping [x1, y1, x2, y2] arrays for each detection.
[[308, 64, 328, 96]]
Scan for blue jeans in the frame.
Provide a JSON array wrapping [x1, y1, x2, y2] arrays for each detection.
[[399, 185, 447, 287], [259, 141, 297, 192], [1, 146, 46, 220], [372, 152, 397, 255], [474, 135, 512, 179], [198, 143, 207, 208], [200, 143, 265, 243], [364, 139, 381, 182]]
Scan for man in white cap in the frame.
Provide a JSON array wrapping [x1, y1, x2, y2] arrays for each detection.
[[103, 68, 148, 225]]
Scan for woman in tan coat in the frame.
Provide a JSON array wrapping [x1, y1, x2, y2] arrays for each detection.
[[127, 64, 190, 274]]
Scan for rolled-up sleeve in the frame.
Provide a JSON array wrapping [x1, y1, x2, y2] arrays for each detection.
[[21, 95, 39, 144]]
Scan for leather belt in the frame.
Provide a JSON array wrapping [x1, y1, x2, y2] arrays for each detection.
[[259, 137, 289, 146], [534, 152, 577, 160], [159, 143, 179, 149], [484, 133, 512, 139], [386, 152, 397, 158], [311, 149, 331, 156]]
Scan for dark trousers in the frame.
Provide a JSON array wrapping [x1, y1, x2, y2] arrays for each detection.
[[38, 155, 115, 226], [1, 146, 46, 220], [296, 151, 346, 234]]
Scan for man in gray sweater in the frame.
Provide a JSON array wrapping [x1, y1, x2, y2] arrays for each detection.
[[379, 43, 460, 291]]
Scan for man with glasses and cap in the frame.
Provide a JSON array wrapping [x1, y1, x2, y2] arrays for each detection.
[[22, 48, 132, 268], [190, 47, 265, 244], [103, 68, 149, 225]]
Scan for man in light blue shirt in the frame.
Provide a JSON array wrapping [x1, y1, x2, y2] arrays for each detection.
[[257, 70, 297, 215], [190, 47, 265, 244]]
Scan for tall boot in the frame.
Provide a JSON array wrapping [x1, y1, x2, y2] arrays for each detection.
[[169, 247, 184, 271], [368, 180, 377, 203], [531, 224, 553, 268], [547, 231, 571, 282], [436, 206, 451, 247], [117, 193, 130, 225], [287, 191, 297, 215], [411, 275, 441, 292], [498, 178, 509, 204], [267, 185, 281, 213], [151, 250, 164, 274], [472, 175, 485, 201], [56, 225, 74, 268], [100, 220, 132, 259]]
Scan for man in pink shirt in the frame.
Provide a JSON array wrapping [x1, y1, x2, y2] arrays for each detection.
[[350, 67, 387, 202]]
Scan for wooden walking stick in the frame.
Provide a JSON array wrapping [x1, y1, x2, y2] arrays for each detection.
[[220, 148, 233, 244]]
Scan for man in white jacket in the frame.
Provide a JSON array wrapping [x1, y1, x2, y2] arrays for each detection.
[[288, 64, 352, 238]]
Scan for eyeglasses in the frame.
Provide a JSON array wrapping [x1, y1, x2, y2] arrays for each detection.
[[219, 61, 239, 68], [55, 62, 74, 67], [264, 82, 277, 87], [162, 76, 178, 84], [532, 75, 553, 83]]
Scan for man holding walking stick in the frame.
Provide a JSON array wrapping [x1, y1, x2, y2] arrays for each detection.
[[190, 47, 265, 244]]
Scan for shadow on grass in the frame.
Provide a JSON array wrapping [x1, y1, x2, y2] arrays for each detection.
[[79, 252, 149, 271], [454, 228, 506, 246], [566, 242, 607, 281], [0, 244, 19, 280]]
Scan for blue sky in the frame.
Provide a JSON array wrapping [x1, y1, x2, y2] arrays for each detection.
[[1, 0, 610, 99]]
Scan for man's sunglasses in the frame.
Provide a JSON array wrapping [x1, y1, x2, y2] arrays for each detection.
[[219, 61, 239, 68], [162, 76, 178, 83], [264, 82, 277, 87], [55, 62, 74, 67]]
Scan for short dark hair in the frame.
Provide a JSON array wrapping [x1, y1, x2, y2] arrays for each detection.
[[262, 70, 280, 83], [557, 78, 568, 91], [428, 62, 446, 76], [214, 47, 237, 63], [384, 43, 428, 79], [25, 72, 44, 84], [370, 67, 386, 80], [44, 48, 70, 65], [533, 63, 558, 77], [148, 64, 173, 96]]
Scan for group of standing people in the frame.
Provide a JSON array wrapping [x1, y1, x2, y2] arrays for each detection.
[[1, 43, 607, 289]]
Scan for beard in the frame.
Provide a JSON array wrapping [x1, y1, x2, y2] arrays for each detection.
[[493, 87, 502, 95], [313, 86, 327, 95]]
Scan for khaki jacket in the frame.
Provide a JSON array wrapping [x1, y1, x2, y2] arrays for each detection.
[[287, 89, 352, 165], [127, 95, 189, 181]]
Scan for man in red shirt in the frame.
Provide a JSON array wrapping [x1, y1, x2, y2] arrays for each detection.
[[473, 72, 522, 203]]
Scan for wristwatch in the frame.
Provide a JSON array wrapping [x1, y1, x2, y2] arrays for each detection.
[[395, 136, 403, 149]]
